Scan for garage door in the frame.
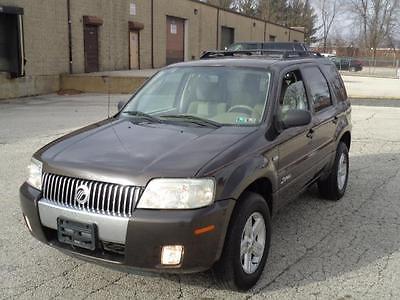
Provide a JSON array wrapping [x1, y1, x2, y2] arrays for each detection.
[[166, 16, 185, 65]]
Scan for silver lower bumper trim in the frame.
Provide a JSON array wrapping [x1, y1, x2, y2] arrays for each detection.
[[38, 199, 128, 244]]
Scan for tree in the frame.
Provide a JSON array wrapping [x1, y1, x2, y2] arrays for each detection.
[[231, 0, 259, 16], [206, 0, 235, 9], [317, 0, 342, 52], [286, 0, 319, 44], [349, 0, 400, 59]]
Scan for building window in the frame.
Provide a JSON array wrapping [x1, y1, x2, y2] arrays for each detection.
[[0, 5, 25, 78], [269, 35, 276, 42]]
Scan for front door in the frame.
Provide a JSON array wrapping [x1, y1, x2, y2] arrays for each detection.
[[166, 16, 185, 65], [84, 25, 99, 73], [275, 69, 315, 208], [129, 31, 139, 69]]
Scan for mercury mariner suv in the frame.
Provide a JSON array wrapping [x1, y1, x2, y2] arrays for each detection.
[[20, 49, 352, 291]]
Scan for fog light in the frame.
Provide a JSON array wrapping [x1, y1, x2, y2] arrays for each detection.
[[23, 214, 32, 232], [161, 245, 184, 265]]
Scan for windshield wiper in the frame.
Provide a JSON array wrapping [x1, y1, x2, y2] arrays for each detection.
[[122, 111, 163, 123], [160, 114, 222, 128]]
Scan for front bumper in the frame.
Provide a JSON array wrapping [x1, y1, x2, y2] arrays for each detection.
[[20, 182, 235, 273]]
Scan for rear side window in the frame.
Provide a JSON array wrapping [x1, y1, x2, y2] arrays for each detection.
[[321, 64, 348, 101], [302, 67, 332, 112]]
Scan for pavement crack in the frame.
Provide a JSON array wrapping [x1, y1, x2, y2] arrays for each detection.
[[82, 274, 129, 299], [177, 275, 184, 299]]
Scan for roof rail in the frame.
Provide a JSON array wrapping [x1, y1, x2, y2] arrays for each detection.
[[200, 49, 322, 60]]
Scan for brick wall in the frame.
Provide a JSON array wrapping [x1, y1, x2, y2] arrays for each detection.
[[0, 0, 304, 98]]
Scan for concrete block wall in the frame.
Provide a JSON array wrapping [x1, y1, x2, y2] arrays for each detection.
[[0, 0, 304, 99]]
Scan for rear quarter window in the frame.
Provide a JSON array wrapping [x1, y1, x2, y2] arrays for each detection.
[[321, 64, 348, 102], [302, 66, 333, 112]]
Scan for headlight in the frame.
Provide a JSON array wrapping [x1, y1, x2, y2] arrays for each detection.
[[137, 178, 215, 209], [27, 158, 43, 190]]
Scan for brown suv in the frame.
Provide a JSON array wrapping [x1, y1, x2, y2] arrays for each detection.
[[20, 50, 351, 291]]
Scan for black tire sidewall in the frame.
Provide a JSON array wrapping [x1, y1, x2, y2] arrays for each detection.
[[228, 193, 271, 290]]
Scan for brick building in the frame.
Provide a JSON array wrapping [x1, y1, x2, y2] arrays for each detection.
[[0, 0, 304, 99]]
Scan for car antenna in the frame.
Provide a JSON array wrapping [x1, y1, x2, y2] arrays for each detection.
[[105, 1, 112, 119], [102, 75, 111, 118]]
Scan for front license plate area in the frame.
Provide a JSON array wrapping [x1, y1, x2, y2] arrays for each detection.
[[57, 218, 97, 251]]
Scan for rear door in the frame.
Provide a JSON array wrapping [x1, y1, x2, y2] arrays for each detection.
[[301, 65, 338, 173]]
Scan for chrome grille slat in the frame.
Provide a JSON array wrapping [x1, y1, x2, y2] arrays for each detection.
[[42, 173, 141, 217]]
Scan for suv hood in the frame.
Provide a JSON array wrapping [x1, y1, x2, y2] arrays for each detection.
[[38, 118, 255, 186]]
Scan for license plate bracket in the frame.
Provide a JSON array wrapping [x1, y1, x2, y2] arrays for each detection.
[[57, 218, 97, 251]]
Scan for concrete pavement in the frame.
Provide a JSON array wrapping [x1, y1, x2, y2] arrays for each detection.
[[1, 94, 400, 299], [342, 75, 400, 100]]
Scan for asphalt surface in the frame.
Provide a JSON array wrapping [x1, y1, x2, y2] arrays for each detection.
[[1, 94, 400, 299]]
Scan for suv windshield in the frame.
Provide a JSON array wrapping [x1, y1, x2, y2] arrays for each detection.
[[121, 67, 271, 126]]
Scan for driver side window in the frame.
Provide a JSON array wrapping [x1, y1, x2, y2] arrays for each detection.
[[278, 70, 309, 117]]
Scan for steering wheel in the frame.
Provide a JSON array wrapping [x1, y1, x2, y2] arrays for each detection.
[[228, 105, 257, 116]]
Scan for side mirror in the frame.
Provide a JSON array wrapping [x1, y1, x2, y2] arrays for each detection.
[[117, 100, 126, 111], [278, 109, 311, 129]]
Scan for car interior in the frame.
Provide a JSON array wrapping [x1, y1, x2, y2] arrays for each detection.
[[179, 70, 270, 125], [278, 70, 309, 117]]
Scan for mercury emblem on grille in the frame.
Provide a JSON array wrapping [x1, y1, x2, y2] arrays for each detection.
[[75, 185, 90, 205]]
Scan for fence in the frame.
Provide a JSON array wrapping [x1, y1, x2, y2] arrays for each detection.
[[332, 56, 400, 79]]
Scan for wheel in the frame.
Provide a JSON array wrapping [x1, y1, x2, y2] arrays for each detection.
[[318, 142, 349, 200], [212, 192, 271, 291], [227, 105, 257, 116], [350, 67, 356, 72]]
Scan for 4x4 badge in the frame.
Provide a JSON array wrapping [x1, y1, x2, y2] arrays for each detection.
[[75, 185, 90, 205]]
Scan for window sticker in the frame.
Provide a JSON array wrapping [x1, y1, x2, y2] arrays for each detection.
[[236, 116, 257, 125]]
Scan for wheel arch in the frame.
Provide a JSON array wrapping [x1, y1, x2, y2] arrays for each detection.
[[237, 177, 274, 216], [339, 131, 351, 151]]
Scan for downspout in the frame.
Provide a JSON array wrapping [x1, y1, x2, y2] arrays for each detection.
[[151, 0, 154, 68], [216, 7, 219, 49], [264, 21, 267, 42], [67, 0, 73, 73]]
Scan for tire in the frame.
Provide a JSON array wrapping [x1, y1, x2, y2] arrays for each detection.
[[212, 192, 271, 291], [318, 142, 349, 200]]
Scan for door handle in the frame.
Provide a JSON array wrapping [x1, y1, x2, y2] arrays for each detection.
[[306, 129, 314, 139]]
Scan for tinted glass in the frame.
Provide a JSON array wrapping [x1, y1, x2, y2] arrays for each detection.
[[263, 43, 293, 50], [302, 67, 332, 112], [279, 70, 309, 117], [227, 43, 260, 50], [321, 64, 348, 101], [122, 67, 271, 126]]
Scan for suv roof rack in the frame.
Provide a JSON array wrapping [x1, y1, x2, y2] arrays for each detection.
[[200, 49, 322, 60]]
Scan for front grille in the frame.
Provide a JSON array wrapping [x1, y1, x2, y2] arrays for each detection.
[[42, 173, 143, 217]]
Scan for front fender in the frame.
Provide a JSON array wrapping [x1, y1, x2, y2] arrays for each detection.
[[201, 150, 279, 202]]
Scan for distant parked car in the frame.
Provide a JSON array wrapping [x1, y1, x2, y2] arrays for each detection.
[[320, 53, 336, 58], [227, 41, 310, 52], [330, 57, 363, 72]]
